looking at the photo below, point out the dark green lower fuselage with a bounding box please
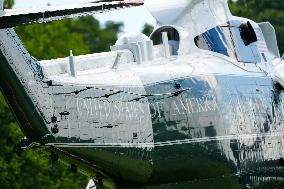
[50,75,284,188]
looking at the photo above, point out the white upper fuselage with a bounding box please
[39,51,265,87]
[38,0,278,88]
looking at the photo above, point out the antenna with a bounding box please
[162,32,170,58]
[69,50,77,77]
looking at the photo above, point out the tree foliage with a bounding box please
[3,0,13,9]
[16,16,123,60]
[66,17,123,55]
[142,23,154,36]
[16,20,90,60]
[229,0,284,54]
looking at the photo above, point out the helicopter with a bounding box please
[0,0,284,188]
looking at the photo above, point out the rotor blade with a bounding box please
[0,1,144,29]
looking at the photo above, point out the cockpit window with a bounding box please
[194,26,232,57]
[194,20,261,63]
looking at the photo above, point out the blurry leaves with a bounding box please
[66,17,123,54]
[16,16,123,60]
[4,0,14,9]
[16,19,90,60]
[142,23,154,36]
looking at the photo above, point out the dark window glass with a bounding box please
[194,26,230,57]
[194,20,261,63]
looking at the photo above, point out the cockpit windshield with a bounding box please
[194,20,261,63]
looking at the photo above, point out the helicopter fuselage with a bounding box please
[46,53,284,188]
[0,0,283,187]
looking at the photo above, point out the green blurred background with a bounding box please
[0,0,283,188]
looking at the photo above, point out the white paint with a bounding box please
[162,32,170,58]
[86,179,96,189]
[145,0,188,25]
[145,0,232,28]
[69,50,77,77]
[113,32,153,63]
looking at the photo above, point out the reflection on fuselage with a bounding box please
[50,74,284,188]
